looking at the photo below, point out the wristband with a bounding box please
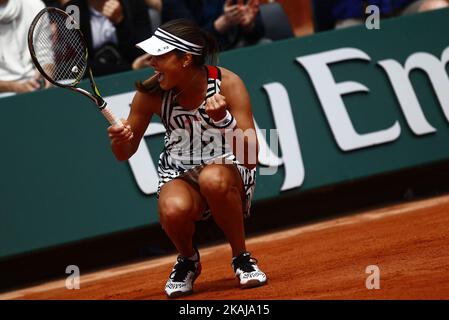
[212,110,233,127]
[211,110,237,134]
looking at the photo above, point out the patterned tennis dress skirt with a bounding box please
[156,65,256,219]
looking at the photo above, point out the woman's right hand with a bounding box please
[108,119,134,146]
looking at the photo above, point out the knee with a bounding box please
[199,166,235,197]
[158,197,194,229]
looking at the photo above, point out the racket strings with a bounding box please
[32,10,87,86]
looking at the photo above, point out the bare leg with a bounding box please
[158,179,207,257]
[198,164,246,257]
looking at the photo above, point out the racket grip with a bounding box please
[101,106,123,127]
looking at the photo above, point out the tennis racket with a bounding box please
[27,7,123,127]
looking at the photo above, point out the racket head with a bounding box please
[28,7,88,88]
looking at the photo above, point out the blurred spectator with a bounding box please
[43,0,71,9]
[161,0,268,51]
[145,0,162,33]
[312,0,449,31]
[401,0,448,14]
[0,0,51,95]
[145,0,161,12]
[64,0,154,76]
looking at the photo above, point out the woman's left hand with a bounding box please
[205,93,228,122]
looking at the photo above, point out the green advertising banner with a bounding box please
[1,9,449,259]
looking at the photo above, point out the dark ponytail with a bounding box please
[135,73,161,94]
[202,30,219,66]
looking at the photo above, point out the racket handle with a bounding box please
[101,106,123,127]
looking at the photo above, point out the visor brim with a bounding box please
[135,36,176,56]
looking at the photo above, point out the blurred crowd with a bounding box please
[312,0,448,31]
[1,0,448,95]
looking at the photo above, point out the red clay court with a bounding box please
[2,192,448,300]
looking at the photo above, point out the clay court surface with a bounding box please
[1,193,449,300]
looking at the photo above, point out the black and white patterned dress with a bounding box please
[156,66,256,218]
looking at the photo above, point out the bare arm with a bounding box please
[217,67,259,169]
[0,79,40,93]
[109,90,161,161]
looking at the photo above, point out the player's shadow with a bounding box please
[194,277,238,296]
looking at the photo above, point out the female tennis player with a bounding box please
[107,19,267,298]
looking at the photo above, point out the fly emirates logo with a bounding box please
[106,46,449,195]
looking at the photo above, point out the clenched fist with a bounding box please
[108,119,133,146]
[205,93,228,122]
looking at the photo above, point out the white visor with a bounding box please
[136,28,203,56]
[136,35,176,56]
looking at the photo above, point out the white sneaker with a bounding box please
[232,252,267,289]
[165,252,201,298]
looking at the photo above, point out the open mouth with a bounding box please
[154,71,164,82]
